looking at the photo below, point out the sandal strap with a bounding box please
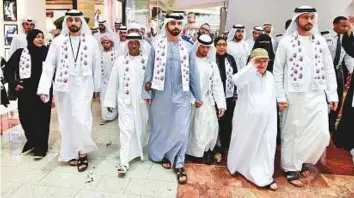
[301,164,310,172]
[285,171,300,181]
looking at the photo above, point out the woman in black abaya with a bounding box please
[6,29,52,159]
[213,37,238,162]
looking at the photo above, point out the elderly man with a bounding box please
[142,13,202,184]
[274,6,338,187]
[104,32,149,176]
[38,10,101,172]
[228,48,278,191]
[128,23,151,56]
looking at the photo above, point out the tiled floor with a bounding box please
[1,102,178,198]
[2,101,354,198]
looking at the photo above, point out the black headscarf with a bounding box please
[214,36,238,94]
[252,34,275,72]
[26,29,47,62]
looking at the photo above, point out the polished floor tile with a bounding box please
[2,101,354,198]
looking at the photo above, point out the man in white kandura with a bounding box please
[99,34,118,124]
[104,32,149,176]
[8,17,35,58]
[227,48,278,191]
[187,34,226,164]
[227,24,250,71]
[246,26,264,53]
[128,22,152,56]
[142,13,202,185]
[116,25,128,56]
[93,19,117,50]
[274,6,338,187]
[38,10,101,172]
[263,23,278,51]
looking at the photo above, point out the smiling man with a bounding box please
[37,10,101,173]
[228,48,278,191]
[273,6,338,187]
[142,13,202,185]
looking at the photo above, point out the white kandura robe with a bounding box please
[274,34,338,172]
[227,40,250,71]
[37,35,101,161]
[246,39,255,54]
[9,33,27,59]
[104,55,149,166]
[227,63,277,187]
[100,50,118,120]
[187,57,226,157]
[116,40,127,57]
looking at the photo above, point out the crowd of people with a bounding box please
[1,5,354,191]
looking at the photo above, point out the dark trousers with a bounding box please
[217,98,236,151]
[17,88,52,154]
[329,67,344,133]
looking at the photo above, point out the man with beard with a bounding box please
[325,16,354,135]
[9,18,35,58]
[246,26,264,53]
[142,13,203,184]
[274,6,338,187]
[116,25,128,56]
[227,24,250,71]
[263,23,277,51]
[37,10,101,172]
[99,35,118,125]
[93,19,117,50]
[187,34,226,165]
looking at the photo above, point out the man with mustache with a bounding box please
[8,18,35,58]
[142,13,202,184]
[274,6,338,187]
[227,24,250,71]
[37,10,101,172]
[93,19,117,51]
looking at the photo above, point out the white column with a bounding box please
[0,0,5,58]
[17,0,46,33]
[104,0,117,29]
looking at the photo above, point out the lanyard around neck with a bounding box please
[69,36,81,63]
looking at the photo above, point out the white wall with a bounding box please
[226,0,352,35]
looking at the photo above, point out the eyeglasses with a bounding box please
[216,43,227,47]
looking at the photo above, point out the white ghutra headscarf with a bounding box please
[227,24,246,41]
[284,6,319,37]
